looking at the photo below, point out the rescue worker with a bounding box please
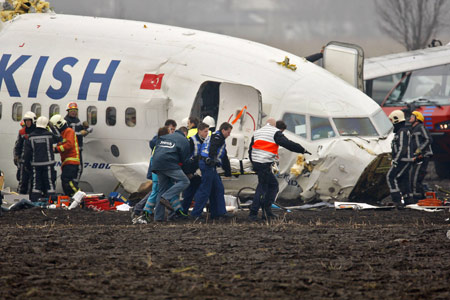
[203,115,216,133]
[387,110,412,208]
[181,122,210,214]
[50,114,81,197]
[13,111,36,194]
[151,127,191,219]
[248,118,309,221]
[191,122,233,220]
[187,116,200,138]
[409,111,433,202]
[23,116,58,202]
[64,102,92,183]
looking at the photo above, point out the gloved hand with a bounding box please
[82,121,90,128]
[304,150,312,155]
[13,156,19,166]
[80,129,88,136]
[414,149,422,156]
[414,154,424,163]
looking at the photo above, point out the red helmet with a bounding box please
[66,102,78,111]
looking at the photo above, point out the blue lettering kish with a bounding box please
[0,54,121,101]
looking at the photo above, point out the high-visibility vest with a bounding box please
[200,131,226,159]
[56,127,80,167]
[187,128,198,139]
[251,124,279,163]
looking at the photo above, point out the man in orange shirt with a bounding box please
[50,114,81,197]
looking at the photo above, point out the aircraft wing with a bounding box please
[364,45,450,80]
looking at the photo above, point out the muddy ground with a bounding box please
[1,166,450,299]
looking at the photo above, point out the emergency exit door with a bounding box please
[216,83,262,160]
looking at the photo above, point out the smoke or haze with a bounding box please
[52,0,450,57]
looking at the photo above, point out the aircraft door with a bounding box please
[217,83,262,160]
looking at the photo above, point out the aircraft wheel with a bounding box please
[435,161,450,179]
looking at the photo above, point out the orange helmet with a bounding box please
[66,102,78,111]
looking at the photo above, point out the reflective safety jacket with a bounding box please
[249,124,306,164]
[391,123,411,164]
[200,130,231,176]
[250,124,280,163]
[55,127,80,167]
[187,127,198,139]
[23,128,58,166]
[410,123,433,157]
[14,125,35,163]
[65,115,85,150]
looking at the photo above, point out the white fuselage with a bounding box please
[0,13,392,201]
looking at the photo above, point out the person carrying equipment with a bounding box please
[181,122,210,214]
[387,110,412,208]
[190,122,233,220]
[50,114,81,197]
[13,111,36,194]
[23,116,59,202]
[409,111,433,202]
[248,118,309,221]
[64,102,92,183]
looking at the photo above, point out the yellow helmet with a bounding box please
[388,110,405,124]
[411,111,424,123]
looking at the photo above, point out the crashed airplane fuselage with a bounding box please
[0,13,393,202]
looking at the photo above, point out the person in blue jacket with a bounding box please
[191,122,233,220]
[151,128,191,219]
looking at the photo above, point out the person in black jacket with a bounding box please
[387,110,412,208]
[13,111,36,194]
[151,128,191,219]
[23,116,59,202]
[248,118,309,221]
[409,111,433,202]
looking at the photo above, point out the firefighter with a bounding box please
[23,116,58,202]
[13,111,36,194]
[181,122,210,214]
[248,118,309,221]
[64,102,92,183]
[190,122,233,220]
[50,114,81,197]
[387,110,412,208]
[409,111,433,202]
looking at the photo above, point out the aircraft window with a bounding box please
[12,103,23,121]
[372,109,393,136]
[87,106,97,125]
[125,107,136,127]
[49,104,60,117]
[106,107,116,126]
[31,103,42,117]
[282,112,307,138]
[311,116,335,140]
[333,117,378,136]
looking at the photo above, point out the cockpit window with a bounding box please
[282,113,307,138]
[333,117,378,136]
[372,109,393,136]
[311,116,335,140]
[384,63,450,107]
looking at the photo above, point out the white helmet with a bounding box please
[23,111,37,124]
[181,117,189,127]
[49,114,67,129]
[203,116,216,128]
[388,110,405,124]
[36,116,49,129]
